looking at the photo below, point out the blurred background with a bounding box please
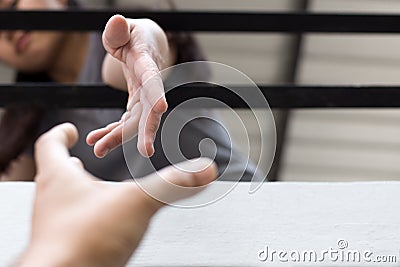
[2,0,400,182]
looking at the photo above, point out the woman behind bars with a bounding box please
[0,0,260,182]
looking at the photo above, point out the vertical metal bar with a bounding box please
[268,0,309,181]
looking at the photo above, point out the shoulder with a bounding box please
[77,32,106,84]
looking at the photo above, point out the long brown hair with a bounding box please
[0,0,79,173]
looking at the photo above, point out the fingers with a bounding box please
[34,123,79,174]
[102,14,130,61]
[136,158,218,213]
[137,102,162,157]
[130,54,167,157]
[93,125,123,158]
[88,103,142,158]
[86,121,121,146]
[131,53,168,113]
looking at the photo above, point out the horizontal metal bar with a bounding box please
[1,11,400,33]
[2,83,400,108]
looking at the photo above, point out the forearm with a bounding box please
[14,244,73,267]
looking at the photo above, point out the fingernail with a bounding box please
[101,148,110,158]
[147,144,155,157]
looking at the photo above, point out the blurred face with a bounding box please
[0,0,68,72]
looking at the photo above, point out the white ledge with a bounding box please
[0,181,399,266]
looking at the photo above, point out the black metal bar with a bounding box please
[269,0,309,182]
[3,83,400,108]
[0,84,127,108]
[1,11,400,33]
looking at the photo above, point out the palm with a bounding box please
[87,15,168,158]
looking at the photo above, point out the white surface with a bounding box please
[0,181,399,266]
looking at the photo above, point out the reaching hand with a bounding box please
[87,15,169,158]
[18,123,217,267]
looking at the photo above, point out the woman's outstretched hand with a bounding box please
[87,15,171,158]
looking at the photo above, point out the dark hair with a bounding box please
[0,106,43,173]
[0,72,49,173]
[0,0,84,173]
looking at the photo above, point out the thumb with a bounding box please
[102,14,131,62]
[34,123,79,174]
[134,158,218,213]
